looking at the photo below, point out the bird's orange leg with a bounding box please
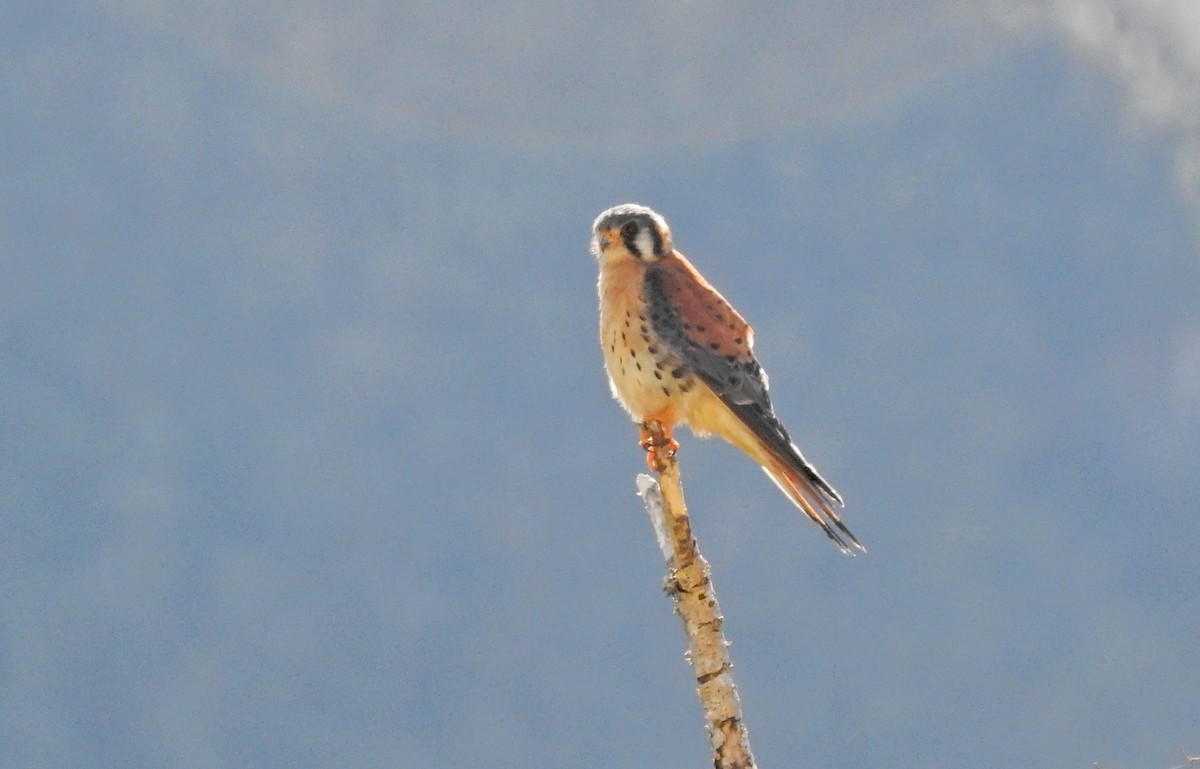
[639,419,679,473]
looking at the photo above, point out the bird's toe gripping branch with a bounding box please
[639,420,679,473]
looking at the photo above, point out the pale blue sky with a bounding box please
[3,3,1198,768]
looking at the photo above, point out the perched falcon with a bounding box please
[593,203,862,554]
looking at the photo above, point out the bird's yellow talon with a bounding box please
[638,422,678,472]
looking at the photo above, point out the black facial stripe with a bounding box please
[621,223,640,256]
[616,214,664,258]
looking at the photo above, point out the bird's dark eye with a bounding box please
[620,221,639,239]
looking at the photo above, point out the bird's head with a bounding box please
[591,203,673,263]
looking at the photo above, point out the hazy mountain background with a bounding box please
[3,2,1198,768]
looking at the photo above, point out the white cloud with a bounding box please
[1000,0,1200,205]
[119,2,1002,145]
[996,0,1200,480]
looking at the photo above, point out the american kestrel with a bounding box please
[593,203,863,554]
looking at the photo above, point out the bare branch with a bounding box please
[636,420,758,769]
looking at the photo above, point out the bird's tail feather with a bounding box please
[762,452,864,556]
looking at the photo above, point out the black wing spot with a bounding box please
[636,362,642,371]
[729,375,741,385]
[647,344,659,355]
[661,386,671,396]
[733,336,743,344]
[671,366,687,378]
[654,370,663,380]
[696,325,706,332]
[708,342,720,351]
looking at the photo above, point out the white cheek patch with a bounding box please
[634,228,655,258]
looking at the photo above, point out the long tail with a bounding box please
[762,451,864,556]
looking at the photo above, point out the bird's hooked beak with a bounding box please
[594,229,612,251]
